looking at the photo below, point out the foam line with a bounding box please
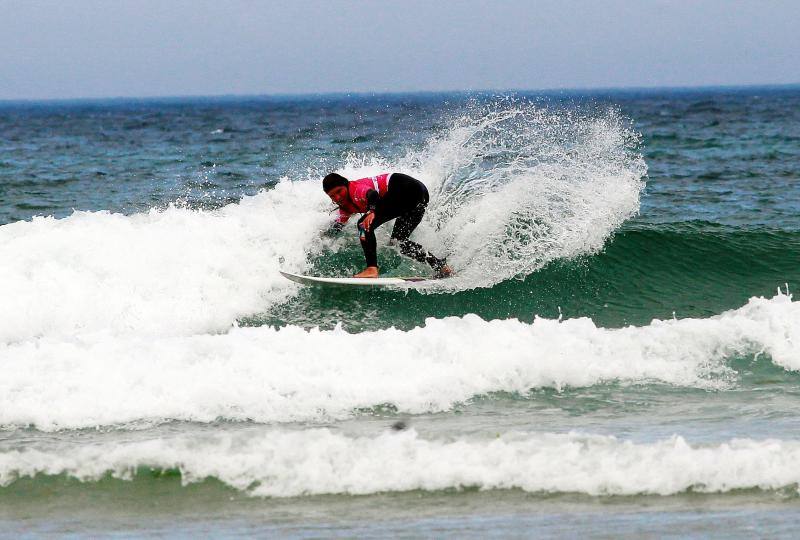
[3,429,800,497]
[1,294,795,430]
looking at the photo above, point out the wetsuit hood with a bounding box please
[323,173,349,193]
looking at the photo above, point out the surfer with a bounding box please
[323,172,452,278]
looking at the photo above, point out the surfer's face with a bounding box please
[327,186,349,206]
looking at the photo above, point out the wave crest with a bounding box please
[1,294,795,431]
[3,429,800,498]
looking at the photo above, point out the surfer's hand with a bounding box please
[362,211,375,231]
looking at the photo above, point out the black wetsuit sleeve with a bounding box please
[366,189,379,211]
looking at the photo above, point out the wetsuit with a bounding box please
[334,173,447,273]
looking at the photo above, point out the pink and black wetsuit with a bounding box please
[334,173,447,273]
[333,173,392,227]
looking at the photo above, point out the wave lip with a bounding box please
[1,294,796,431]
[3,429,800,498]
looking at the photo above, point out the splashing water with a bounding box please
[334,100,647,290]
[0,99,646,342]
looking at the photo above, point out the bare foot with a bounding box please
[354,266,379,278]
[435,265,453,278]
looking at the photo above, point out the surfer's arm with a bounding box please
[335,208,352,225]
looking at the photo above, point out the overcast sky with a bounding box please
[1,0,798,100]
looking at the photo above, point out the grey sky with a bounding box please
[1,0,798,100]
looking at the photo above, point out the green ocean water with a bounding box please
[254,220,800,331]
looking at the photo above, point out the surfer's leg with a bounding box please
[384,175,449,273]
[356,177,414,269]
[364,173,450,275]
[395,237,448,273]
[390,203,448,273]
[357,210,396,268]
[357,214,379,267]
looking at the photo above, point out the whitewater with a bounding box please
[0,293,797,430]
[4,429,800,498]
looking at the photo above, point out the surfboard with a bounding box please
[280,270,430,287]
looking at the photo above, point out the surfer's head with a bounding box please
[323,173,349,205]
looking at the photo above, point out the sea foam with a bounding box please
[1,294,796,431]
[338,102,646,290]
[2,429,800,498]
[0,180,329,343]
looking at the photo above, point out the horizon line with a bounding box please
[2,81,799,106]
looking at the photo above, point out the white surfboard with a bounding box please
[280,270,430,287]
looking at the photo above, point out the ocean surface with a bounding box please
[1,86,799,537]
